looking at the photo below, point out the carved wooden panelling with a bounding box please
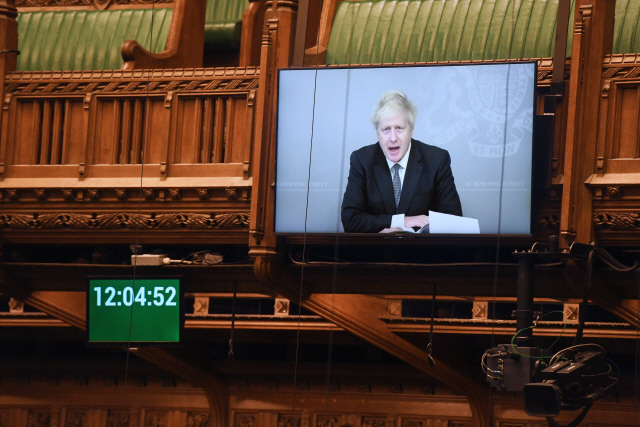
[234,413,256,427]
[187,412,210,427]
[2,68,259,180]
[0,409,7,427]
[609,85,640,160]
[92,97,152,165]
[27,409,51,427]
[173,96,248,164]
[11,99,85,166]
[65,410,85,427]
[400,420,423,427]
[106,410,130,427]
[0,212,249,230]
[144,410,166,427]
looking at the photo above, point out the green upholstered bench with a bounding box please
[323,0,640,65]
[204,0,249,52]
[17,8,173,71]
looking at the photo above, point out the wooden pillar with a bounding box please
[264,0,298,69]
[0,0,17,75]
[0,0,18,180]
[249,0,298,260]
[560,0,615,246]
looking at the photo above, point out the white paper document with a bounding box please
[429,211,480,234]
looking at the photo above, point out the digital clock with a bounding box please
[87,277,182,344]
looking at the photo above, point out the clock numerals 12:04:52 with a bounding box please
[93,286,177,307]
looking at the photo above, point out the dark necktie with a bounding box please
[392,163,401,213]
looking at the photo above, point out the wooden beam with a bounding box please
[254,256,491,427]
[0,264,228,427]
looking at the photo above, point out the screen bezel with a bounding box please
[86,275,184,346]
[273,61,538,239]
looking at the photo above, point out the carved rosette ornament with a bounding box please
[197,189,210,201]
[35,189,47,201]
[6,190,18,201]
[115,189,128,201]
[142,189,155,201]
[226,188,238,200]
[87,189,100,201]
[607,186,622,198]
[168,189,181,201]
[62,189,74,202]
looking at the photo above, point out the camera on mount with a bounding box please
[523,350,612,417]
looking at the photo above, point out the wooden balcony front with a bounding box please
[0,67,259,244]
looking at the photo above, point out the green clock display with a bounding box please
[88,277,181,344]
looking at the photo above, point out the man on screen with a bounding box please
[341,91,462,233]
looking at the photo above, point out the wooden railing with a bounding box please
[0,67,259,244]
[1,68,258,180]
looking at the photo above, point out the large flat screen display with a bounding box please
[275,63,535,235]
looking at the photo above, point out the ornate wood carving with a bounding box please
[278,415,301,427]
[65,410,85,427]
[5,68,259,95]
[234,413,256,427]
[0,212,249,230]
[144,411,166,427]
[361,417,386,427]
[594,212,640,231]
[534,212,560,235]
[187,412,210,427]
[106,410,130,427]
[16,0,172,7]
[27,409,51,427]
[316,416,339,427]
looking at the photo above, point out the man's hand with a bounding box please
[405,215,429,228]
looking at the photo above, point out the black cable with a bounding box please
[426,283,436,366]
[572,249,593,346]
[593,246,638,272]
[123,0,156,409]
[229,281,237,360]
[546,403,592,427]
[291,10,324,418]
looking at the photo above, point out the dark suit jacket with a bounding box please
[341,139,462,233]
